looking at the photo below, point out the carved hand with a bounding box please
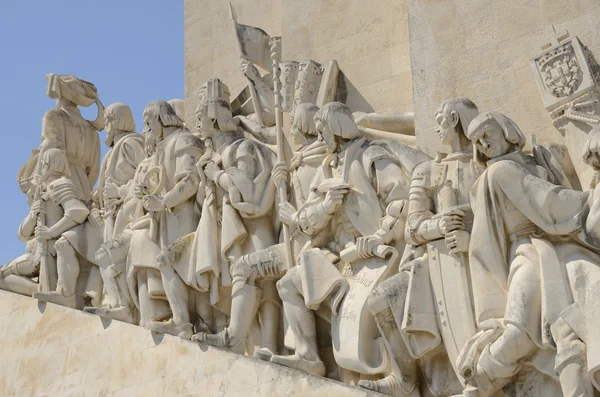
[143,195,166,212]
[356,234,385,258]
[439,208,465,235]
[134,185,145,199]
[204,162,222,182]
[272,162,289,190]
[241,60,261,83]
[35,224,53,240]
[278,201,298,227]
[323,185,349,214]
[103,181,121,200]
[445,230,470,255]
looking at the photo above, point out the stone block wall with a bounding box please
[184,0,414,130]
[0,290,379,397]
[408,0,600,155]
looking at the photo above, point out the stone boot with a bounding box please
[359,374,421,397]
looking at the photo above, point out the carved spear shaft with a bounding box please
[35,185,51,292]
[270,36,294,270]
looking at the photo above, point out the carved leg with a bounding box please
[34,237,78,308]
[255,278,281,361]
[137,269,171,327]
[194,247,286,358]
[145,266,192,339]
[95,246,119,308]
[359,276,420,397]
[193,282,261,355]
[552,317,594,397]
[269,268,325,377]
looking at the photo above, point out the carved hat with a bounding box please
[168,99,186,123]
[467,111,526,149]
[46,74,98,107]
[314,102,360,140]
[46,73,105,131]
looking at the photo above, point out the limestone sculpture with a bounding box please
[7,19,600,397]
[83,103,145,323]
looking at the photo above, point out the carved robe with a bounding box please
[293,137,420,373]
[97,132,145,239]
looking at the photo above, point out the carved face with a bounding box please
[316,120,337,154]
[142,113,161,156]
[104,114,115,147]
[290,125,304,145]
[474,121,512,159]
[434,107,459,145]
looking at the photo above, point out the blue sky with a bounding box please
[0,1,184,264]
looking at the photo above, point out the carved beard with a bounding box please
[144,135,158,157]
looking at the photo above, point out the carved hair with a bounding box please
[40,148,71,178]
[314,102,360,140]
[436,98,479,137]
[467,111,526,165]
[143,100,184,129]
[467,111,525,148]
[290,103,320,136]
[105,103,136,133]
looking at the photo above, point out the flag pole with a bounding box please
[228,2,264,125]
[269,36,294,270]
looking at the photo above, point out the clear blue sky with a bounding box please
[0,1,184,264]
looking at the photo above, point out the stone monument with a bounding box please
[2,1,600,397]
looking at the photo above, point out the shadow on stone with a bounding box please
[100,316,112,329]
[151,331,165,345]
[37,301,46,313]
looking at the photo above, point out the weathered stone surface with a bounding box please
[184,0,413,131]
[0,290,382,397]
[407,0,600,156]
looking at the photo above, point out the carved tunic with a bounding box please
[39,108,101,202]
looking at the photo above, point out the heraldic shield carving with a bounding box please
[537,43,583,97]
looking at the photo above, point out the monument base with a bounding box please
[0,290,381,397]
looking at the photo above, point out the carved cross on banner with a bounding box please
[540,25,570,51]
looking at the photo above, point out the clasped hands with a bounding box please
[439,208,469,255]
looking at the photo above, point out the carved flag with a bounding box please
[229,3,273,72]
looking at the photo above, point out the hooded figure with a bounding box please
[454,111,596,397]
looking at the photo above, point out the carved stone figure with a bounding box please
[83,103,145,323]
[136,100,204,338]
[39,74,103,203]
[455,111,594,396]
[191,89,279,355]
[194,103,327,360]
[269,102,426,378]
[30,149,99,308]
[359,99,480,397]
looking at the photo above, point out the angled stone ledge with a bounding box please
[0,290,381,397]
